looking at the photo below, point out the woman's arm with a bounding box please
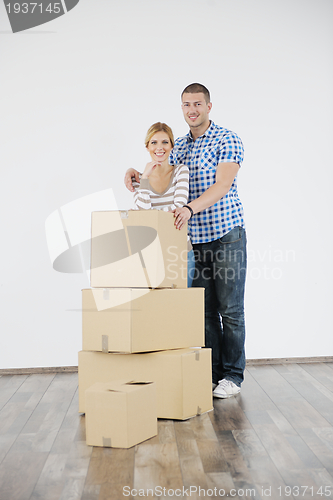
[133,161,162,209]
[163,164,189,211]
[133,176,152,210]
[124,168,141,193]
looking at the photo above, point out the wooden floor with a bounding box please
[0,363,333,500]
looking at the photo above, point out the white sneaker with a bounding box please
[213,379,241,399]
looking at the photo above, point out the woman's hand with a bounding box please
[142,161,160,179]
[124,168,141,192]
[173,206,192,230]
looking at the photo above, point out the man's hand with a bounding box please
[173,206,191,230]
[124,168,141,192]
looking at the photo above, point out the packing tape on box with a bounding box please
[102,335,109,353]
[103,437,111,447]
[197,406,202,416]
[195,351,200,361]
[120,211,129,219]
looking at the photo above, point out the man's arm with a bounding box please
[174,162,239,229]
[124,168,141,193]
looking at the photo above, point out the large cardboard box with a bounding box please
[85,380,157,448]
[79,348,213,420]
[90,210,187,288]
[82,287,205,353]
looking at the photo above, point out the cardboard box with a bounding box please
[90,210,187,288]
[85,380,157,448]
[82,287,205,353]
[79,348,213,420]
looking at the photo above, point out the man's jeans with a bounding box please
[187,249,195,288]
[192,226,247,386]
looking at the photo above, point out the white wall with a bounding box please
[0,0,332,369]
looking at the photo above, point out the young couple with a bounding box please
[124,83,247,399]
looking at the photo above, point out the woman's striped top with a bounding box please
[133,164,189,211]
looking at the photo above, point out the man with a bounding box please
[125,83,246,398]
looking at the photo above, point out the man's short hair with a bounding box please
[181,83,211,103]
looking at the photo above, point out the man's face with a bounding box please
[181,92,212,130]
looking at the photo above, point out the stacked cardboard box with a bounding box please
[85,380,157,448]
[79,210,213,447]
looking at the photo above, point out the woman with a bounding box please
[132,122,195,286]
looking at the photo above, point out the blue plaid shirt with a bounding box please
[169,121,245,244]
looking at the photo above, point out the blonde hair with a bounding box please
[145,122,175,148]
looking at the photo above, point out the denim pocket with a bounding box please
[218,226,242,245]
[215,227,246,269]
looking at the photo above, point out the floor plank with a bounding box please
[209,397,252,432]
[134,442,184,496]
[0,366,333,500]
[30,388,91,500]
[0,375,28,410]
[233,451,286,500]
[301,363,333,392]
[0,450,48,500]
[0,374,56,464]
[237,369,277,412]
[274,364,333,424]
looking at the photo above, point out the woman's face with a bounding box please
[147,131,173,163]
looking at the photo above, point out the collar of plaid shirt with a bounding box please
[185,119,214,143]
